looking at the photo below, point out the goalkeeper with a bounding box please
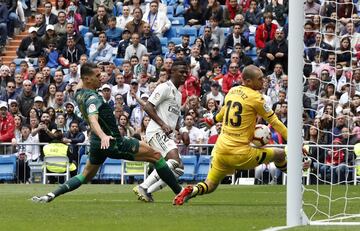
[174,65,309,205]
[32,63,185,203]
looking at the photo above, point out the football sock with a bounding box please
[52,174,86,197]
[148,166,184,194]
[154,158,182,194]
[275,159,287,173]
[191,182,209,197]
[140,168,161,189]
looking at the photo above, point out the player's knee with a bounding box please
[152,151,162,161]
[167,159,184,177]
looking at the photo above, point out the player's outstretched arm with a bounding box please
[144,102,172,135]
[88,114,113,149]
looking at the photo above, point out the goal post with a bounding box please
[287,0,306,227]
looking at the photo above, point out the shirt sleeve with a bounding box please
[254,94,288,140]
[148,83,169,107]
[85,94,103,116]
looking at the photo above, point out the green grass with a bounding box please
[1,184,360,231]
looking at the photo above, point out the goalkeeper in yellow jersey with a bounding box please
[174,65,298,205]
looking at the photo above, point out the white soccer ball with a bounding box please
[252,124,271,147]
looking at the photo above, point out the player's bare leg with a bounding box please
[31,161,100,203]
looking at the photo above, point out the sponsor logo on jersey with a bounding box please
[263,102,271,112]
[88,104,97,113]
[168,105,180,115]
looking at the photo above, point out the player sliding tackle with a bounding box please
[173,65,309,205]
[32,63,187,203]
[133,60,190,202]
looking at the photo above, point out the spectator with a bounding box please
[116,29,131,58]
[124,32,148,60]
[100,84,115,110]
[63,121,85,163]
[255,12,277,50]
[0,0,7,49]
[17,27,42,58]
[0,101,15,154]
[184,0,204,28]
[53,91,66,114]
[264,0,287,26]
[16,80,36,119]
[116,5,133,29]
[44,83,57,108]
[209,16,225,49]
[122,79,144,113]
[120,60,134,84]
[222,0,242,27]
[125,7,145,35]
[89,32,114,64]
[179,114,204,155]
[58,22,86,52]
[106,16,122,48]
[175,34,191,57]
[134,54,156,80]
[222,62,242,94]
[6,0,22,39]
[204,0,223,26]
[54,11,67,36]
[244,0,262,25]
[200,26,219,54]
[119,114,135,136]
[233,44,253,70]
[260,28,288,74]
[44,2,58,25]
[53,70,68,92]
[233,14,250,40]
[93,0,113,15]
[0,80,16,102]
[336,36,352,67]
[304,0,321,16]
[142,0,171,37]
[140,22,162,62]
[181,71,201,104]
[129,93,148,130]
[65,63,81,84]
[85,5,108,48]
[205,81,224,106]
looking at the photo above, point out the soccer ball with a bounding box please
[252,124,271,147]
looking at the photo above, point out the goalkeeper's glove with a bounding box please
[200,112,215,129]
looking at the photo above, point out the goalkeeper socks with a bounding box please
[154,157,182,194]
[275,159,287,173]
[52,174,86,197]
[191,182,209,197]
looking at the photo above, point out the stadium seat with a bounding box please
[246,47,257,57]
[220,27,231,37]
[198,26,205,36]
[13,58,23,66]
[195,155,211,181]
[167,5,174,15]
[169,37,182,45]
[171,17,185,26]
[79,26,89,37]
[178,27,197,37]
[164,27,178,39]
[121,160,148,184]
[42,156,70,184]
[113,58,124,67]
[179,155,197,181]
[174,5,184,16]
[0,155,16,181]
[91,37,99,45]
[162,47,168,55]
[100,158,122,181]
[159,37,168,47]
[249,35,255,46]
[77,155,88,174]
[189,36,195,44]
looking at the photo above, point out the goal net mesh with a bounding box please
[302,0,360,224]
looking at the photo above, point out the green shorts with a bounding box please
[89,136,140,165]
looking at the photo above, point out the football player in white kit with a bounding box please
[133,60,190,202]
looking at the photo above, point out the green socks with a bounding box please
[154,158,182,194]
[52,174,86,197]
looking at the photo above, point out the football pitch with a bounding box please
[1,184,360,231]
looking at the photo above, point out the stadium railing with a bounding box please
[1,143,357,185]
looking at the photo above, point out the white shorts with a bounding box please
[148,132,178,158]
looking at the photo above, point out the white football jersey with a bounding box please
[146,80,182,141]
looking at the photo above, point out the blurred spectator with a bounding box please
[32,72,48,98]
[119,114,135,136]
[63,120,85,163]
[204,0,223,26]
[222,0,242,27]
[44,2,58,25]
[0,101,15,154]
[260,28,288,74]
[93,0,113,15]
[205,81,224,107]
[142,0,171,37]
[124,32,147,60]
[200,26,219,54]
[125,7,145,35]
[116,29,131,58]
[116,5,133,29]
[134,54,156,80]
[54,11,67,36]
[175,34,191,57]
[16,80,36,119]
[0,0,7,49]
[0,80,16,102]
[244,0,262,25]
[186,45,210,78]
[222,62,241,94]
[89,32,114,64]
[264,0,286,26]
[304,0,321,16]
[140,23,162,62]
[180,114,204,154]
[17,27,42,58]
[106,16,122,48]
[255,12,277,50]
[130,93,148,130]
[184,0,204,28]
[65,2,82,33]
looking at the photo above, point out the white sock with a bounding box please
[140,169,160,189]
[148,166,184,194]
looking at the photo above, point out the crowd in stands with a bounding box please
[0,0,360,184]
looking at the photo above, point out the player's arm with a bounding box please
[88,114,113,149]
[144,101,172,134]
[254,95,288,140]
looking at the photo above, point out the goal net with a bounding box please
[296,0,360,226]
